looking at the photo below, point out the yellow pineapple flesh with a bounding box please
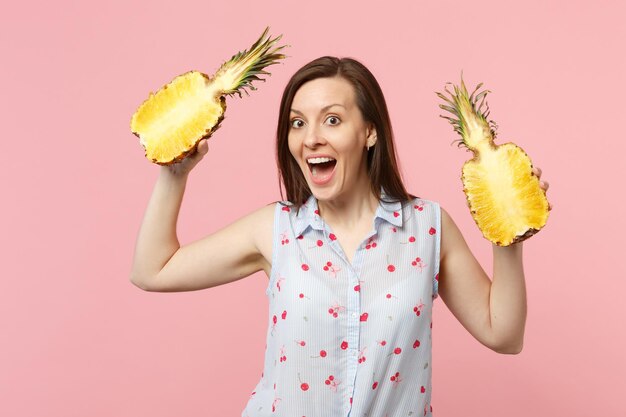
[130,27,287,165]
[437,78,550,246]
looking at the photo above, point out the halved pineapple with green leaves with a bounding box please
[437,78,550,246]
[130,27,287,165]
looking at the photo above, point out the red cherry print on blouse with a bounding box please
[320,350,327,357]
[297,372,309,391]
[282,206,290,212]
[360,312,368,322]
[386,255,395,272]
[429,227,436,235]
[329,375,334,381]
[372,242,377,248]
[421,386,426,393]
[435,273,439,281]
[317,240,323,246]
[394,347,402,354]
[354,284,360,291]
[299,293,304,298]
[301,263,309,271]
[390,375,396,381]
[386,293,391,299]
[272,315,277,324]
[391,227,397,233]
[314,209,319,215]
[409,236,416,243]
[341,341,348,350]
[296,340,306,346]
[328,308,334,314]
[281,310,287,320]
[329,233,336,241]
[393,211,399,218]
[413,339,421,348]
[372,381,378,389]
[297,234,304,240]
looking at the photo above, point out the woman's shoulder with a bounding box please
[235,201,279,230]
[402,195,441,210]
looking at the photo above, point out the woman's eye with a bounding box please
[326,116,340,125]
[290,119,304,128]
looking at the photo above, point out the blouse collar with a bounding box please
[292,189,403,237]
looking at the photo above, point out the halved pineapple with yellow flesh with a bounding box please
[437,78,550,246]
[130,27,287,165]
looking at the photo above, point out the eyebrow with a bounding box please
[290,104,346,116]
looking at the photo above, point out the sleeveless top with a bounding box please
[242,192,441,417]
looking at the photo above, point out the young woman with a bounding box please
[130,56,549,417]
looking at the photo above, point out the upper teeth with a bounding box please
[308,157,335,164]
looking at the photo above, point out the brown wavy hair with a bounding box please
[276,56,412,207]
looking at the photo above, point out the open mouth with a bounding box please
[307,157,337,183]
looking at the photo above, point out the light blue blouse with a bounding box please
[242,192,441,417]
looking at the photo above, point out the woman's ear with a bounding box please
[366,124,377,149]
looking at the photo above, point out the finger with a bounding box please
[532,166,542,177]
[548,202,553,211]
[198,139,209,154]
[540,180,549,191]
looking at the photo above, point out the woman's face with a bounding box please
[288,76,376,203]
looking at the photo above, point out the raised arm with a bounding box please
[438,208,526,354]
[129,139,274,292]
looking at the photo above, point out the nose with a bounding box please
[303,125,326,149]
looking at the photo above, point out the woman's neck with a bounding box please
[317,183,378,231]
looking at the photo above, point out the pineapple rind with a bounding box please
[462,143,549,246]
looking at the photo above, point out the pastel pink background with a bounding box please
[1,0,624,415]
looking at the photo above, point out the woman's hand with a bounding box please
[164,138,209,177]
[532,166,553,211]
